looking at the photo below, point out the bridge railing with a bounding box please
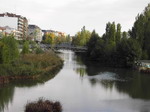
[39,44,87,52]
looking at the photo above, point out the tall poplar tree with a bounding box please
[130,3,150,58]
[116,23,121,44]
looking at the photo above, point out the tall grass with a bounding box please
[0,52,63,77]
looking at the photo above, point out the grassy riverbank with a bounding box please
[0,51,63,84]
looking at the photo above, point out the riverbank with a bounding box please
[0,51,63,84]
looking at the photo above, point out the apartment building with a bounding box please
[28,24,43,42]
[0,26,16,37]
[0,12,28,40]
[42,30,66,37]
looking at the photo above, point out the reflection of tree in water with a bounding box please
[75,68,87,77]
[76,55,150,100]
[115,72,150,99]
[89,78,114,89]
[0,67,62,112]
[76,55,85,66]
[74,55,87,77]
[0,85,14,112]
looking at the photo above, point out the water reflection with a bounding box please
[75,55,150,100]
[0,85,14,112]
[0,50,150,112]
[75,68,87,77]
[0,68,61,112]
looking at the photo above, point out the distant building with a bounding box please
[28,25,43,42]
[0,26,17,38]
[42,30,66,38]
[55,31,66,37]
[0,26,5,32]
[0,12,28,40]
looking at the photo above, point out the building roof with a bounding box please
[0,26,6,30]
[0,12,27,20]
[42,30,56,33]
[28,24,41,30]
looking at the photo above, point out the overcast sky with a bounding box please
[0,0,149,35]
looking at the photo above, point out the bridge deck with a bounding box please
[40,44,87,52]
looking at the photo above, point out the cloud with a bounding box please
[0,0,150,35]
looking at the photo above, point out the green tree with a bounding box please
[130,3,150,59]
[104,22,116,43]
[143,18,150,58]
[117,38,142,67]
[22,41,30,54]
[110,22,116,42]
[0,41,4,63]
[65,35,71,42]
[0,32,3,38]
[130,14,145,46]
[104,22,111,42]
[0,35,19,64]
[54,36,62,44]
[87,30,101,59]
[122,31,128,40]
[2,45,10,64]
[104,41,116,57]
[116,23,121,44]
[72,26,91,46]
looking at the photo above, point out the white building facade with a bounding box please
[0,12,28,40]
[28,25,43,42]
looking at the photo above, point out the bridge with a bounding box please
[40,43,88,52]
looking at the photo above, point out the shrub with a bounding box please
[0,36,19,64]
[35,47,44,54]
[117,38,142,67]
[25,98,62,112]
[0,52,63,76]
[22,41,30,54]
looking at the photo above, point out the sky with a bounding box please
[0,0,149,36]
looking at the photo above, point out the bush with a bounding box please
[22,41,30,54]
[35,47,44,54]
[141,50,149,60]
[0,36,19,64]
[117,38,142,67]
[25,98,62,112]
[0,52,63,77]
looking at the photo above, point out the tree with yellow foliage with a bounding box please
[45,32,56,45]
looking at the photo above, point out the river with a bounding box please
[0,50,150,112]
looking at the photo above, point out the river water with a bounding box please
[0,50,150,112]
